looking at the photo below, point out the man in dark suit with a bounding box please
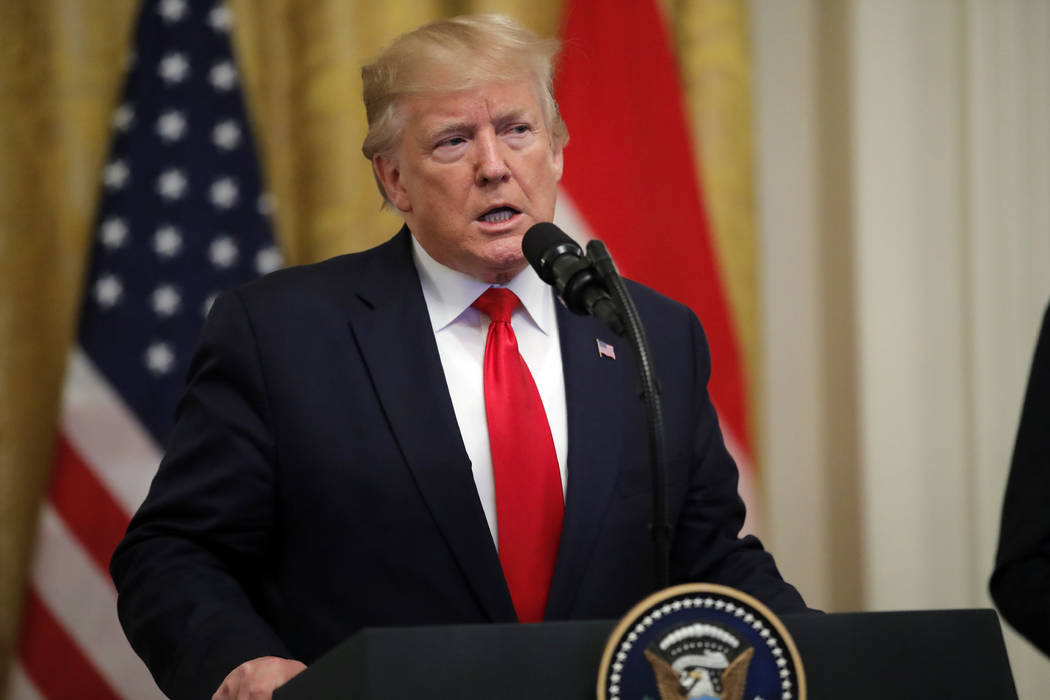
[111,14,808,700]
[991,300,1050,657]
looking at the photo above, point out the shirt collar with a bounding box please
[411,234,556,335]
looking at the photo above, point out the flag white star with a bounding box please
[158,52,190,84]
[151,285,182,317]
[209,61,238,91]
[153,225,183,258]
[145,341,176,375]
[112,103,135,131]
[100,217,129,249]
[208,4,233,32]
[212,119,242,150]
[103,159,130,189]
[257,192,275,216]
[94,274,123,308]
[157,169,188,200]
[255,246,283,275]
[209,236,239,268]
[158,0,188,22]
[156,110,188,142]
[209,177,239,208]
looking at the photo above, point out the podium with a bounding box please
[274,609,1018,699]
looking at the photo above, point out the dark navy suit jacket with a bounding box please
[111,228,807,699]
[991,301,1050,657]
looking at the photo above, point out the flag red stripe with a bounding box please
[556,0,751,454]
[50,433,132,577]
[18,589,123,700]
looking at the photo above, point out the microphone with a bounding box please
[522,223,625,335]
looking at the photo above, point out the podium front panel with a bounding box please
[276,608,1017,699]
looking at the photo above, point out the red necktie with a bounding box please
[472,287,564,623]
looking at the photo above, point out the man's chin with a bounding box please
[478,258,529,285]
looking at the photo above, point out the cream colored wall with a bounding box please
[752,0,833,610]
[753,0,863,614]
[753,0,1050,697]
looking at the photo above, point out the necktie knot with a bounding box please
[472,287,519,324]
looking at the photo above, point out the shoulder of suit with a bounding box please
[230,230,409,303]
[621,277,697,324]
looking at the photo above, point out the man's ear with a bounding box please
[551,143,564,183]
[372,154,411,212]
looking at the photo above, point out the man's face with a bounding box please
[373,79,564,284]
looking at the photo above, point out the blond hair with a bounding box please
[361,14,568,202]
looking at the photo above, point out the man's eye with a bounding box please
[438,136,467,148]
[507,124,530,135]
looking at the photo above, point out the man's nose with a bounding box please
[475,131,510,186]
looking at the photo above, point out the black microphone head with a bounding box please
[522,222,582,283]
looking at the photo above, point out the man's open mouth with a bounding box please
[478,206,520,224]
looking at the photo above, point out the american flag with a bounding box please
[9,1,280,697]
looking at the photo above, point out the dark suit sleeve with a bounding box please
[669,308,811,615]
[990,302,1050,657]
[110,290,292,700]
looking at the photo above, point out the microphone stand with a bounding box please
[587,240,670,591]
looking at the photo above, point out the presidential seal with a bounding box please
[597,583,805,700]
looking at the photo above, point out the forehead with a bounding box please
[401,79,544,132]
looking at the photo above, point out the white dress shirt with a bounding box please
[411,237,568,545]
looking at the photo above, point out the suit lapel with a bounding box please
[545,303,626,618]
[345,230,516,622]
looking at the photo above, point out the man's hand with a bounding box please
[212,656,307,700]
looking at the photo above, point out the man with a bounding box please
[990,300,1050,657]
[111,14,808,700]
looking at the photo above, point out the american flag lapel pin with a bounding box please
[596,338,616,360]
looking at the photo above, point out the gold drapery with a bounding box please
[0,0,140,690]
[0,0,755,689]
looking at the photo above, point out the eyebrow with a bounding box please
[427,121,474,143]
[425,108,535,142]
[493,107,530,125]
